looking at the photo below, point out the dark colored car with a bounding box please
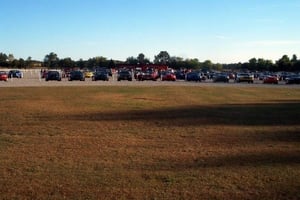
[68,71,85,81]
[213,73,230,83]
[286,75,300,84]
[46,71,62,81]
[186,72,202,82]
[117,70,132,81]
[137,70,159,81]
[95,67,112,76]
[8,70,23,78]
[175,71,186,80]
[93,71,109,81]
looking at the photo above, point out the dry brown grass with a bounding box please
[0,86,300,199]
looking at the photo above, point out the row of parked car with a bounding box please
[1,69,300,84]
[43,70,110,81]
[49,69,300,84]
[134,69,300,84]
[0,70,24,81]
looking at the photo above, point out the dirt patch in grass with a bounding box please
[0,86,300,199]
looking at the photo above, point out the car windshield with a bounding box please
[48,71,58,75]
[96,71,107,75]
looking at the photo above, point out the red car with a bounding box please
[162,72,176,81]
[137,70,159,81]
[263,76,279,84]
[0,71,8,81]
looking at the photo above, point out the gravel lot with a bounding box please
[0,69,299,88]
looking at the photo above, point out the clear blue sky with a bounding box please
[1,0,300,63]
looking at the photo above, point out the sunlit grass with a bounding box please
[0,86,300,199]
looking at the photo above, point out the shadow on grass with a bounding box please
[254,129,300,143]
[139,150,300,171]
[135,127,300,170]
[66,102,300,126]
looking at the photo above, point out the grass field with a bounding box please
[0,86,300,199]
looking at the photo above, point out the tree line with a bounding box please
[1,51,300,72]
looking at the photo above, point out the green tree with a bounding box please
[0,53,8,62]
[137,53,150,64]
[291,54,297,63]
[59,57,75,69]
[86,56,107,68]
[248,58,257,70]
[291,54,300,71]
[18,58,26,68]
[126,56,138,65]
[10,59,19,68]
[169,56,184,69]
[0,53,8,67]
[76,59,87,69]
[44,52,59,68]
[185,58,200,69]
[212,63,223,71]
[25,57,32,68]
[108,59,115,68]
[96,56,108,67]
[154,51,170,65]
[276,55,291,71]
[202,60,213,70]
[257,58,273,71]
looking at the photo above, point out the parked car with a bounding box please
[8,70,23,78]
[263,76,279,84]
[228,72,235,79]
[45,71,62,81]
[92,71,109,81]
[0,71,8,81]
[279,72,295,81]
[186,72,202,82]
[117,70,132,81]
[68,71,85,81]
[96,67,112,76]
[161,72,176,81]
[175,71,186,80]
[137,70,159,81]
[213,73,230,83]
[286,75,300,84]
[236,73,254,83]
[84,71,94,78]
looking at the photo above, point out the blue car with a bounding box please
[45,71,62,81]
[186,72,202,82]
[8,70,23,78]
[68,71,85,81]
[93,71,109,81]
[286,75,300,84]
